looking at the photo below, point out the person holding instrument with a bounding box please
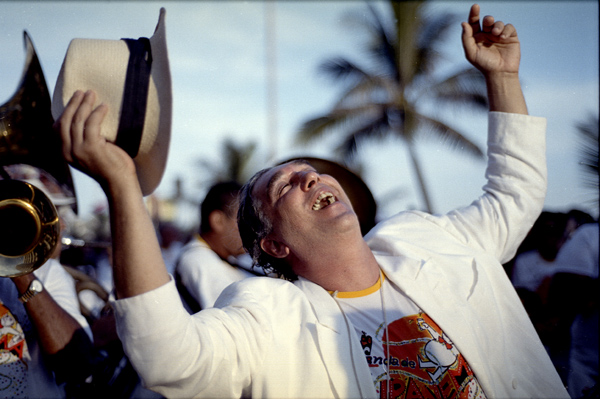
[54,4,568,398]
[0,168,95,398]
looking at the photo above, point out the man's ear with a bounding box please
[208,210,226,233]
[260,237,290,259]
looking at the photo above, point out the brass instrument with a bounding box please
[0,32,76,277]
[0,180,59,277]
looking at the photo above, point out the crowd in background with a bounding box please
[504,209,598,398]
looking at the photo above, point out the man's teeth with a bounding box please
[312,192,336,210]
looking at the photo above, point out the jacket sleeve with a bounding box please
[112,277,271,398]
[426,112,547,264]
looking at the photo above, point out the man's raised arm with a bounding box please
[55,90,170,299]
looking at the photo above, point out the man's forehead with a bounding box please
[253,160,314,197]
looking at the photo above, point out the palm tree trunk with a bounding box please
[407,143,433,213]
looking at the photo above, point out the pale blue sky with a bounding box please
[1,1,598,226]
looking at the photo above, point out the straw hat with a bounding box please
[52,8,172,196]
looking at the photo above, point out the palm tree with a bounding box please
[196,136,258,186]
[296,1,488,213]
[575,113,599,212]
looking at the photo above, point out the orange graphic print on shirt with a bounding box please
[375,313,485,399]
[1,301,30,397]
[0,303,28,363]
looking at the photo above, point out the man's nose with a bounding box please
[299,170,319,191]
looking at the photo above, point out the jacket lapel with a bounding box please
[295,277,376,398]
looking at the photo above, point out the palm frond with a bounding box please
[196,137,258,185]
[576,114,599,186]
[296,115,339,144]
[337,110,394,159]
[424,68,488,110]
[222,139,257,183]
[297,104,383,144]
[416,11,459,74]
[332,76,394,109]
[415,113,484,159]
[365,3,400,81]
[319,57,370,84]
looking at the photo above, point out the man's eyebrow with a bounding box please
[266,169,286,201]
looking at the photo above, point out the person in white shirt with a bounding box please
[175,181,263,312]
[0,167,95,398]
[549,222,599,397]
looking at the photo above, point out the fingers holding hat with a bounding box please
[54,90,83,164]
[80,92,109,143]
[55,89,135,189]
[55,90,106,165]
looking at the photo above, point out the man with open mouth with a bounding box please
[54,4,569,399]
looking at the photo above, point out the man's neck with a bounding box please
[293,236,380,292]
[201,232,230,261]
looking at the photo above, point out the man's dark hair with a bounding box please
[200,181,242,235]
[237,161,311,281]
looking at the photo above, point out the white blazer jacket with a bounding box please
[113,113,569,398]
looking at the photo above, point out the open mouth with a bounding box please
[312,192,336,211]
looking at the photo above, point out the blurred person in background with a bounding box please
[510,211,569,334]
[548,221,598,396]
[175,181,264,312]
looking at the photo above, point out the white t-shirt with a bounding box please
[176,235,260,310]
[511,250,557,292]
[554,223,599,279]
[333,274,486,398]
